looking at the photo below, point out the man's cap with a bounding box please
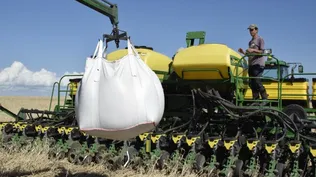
[247,24,258,29]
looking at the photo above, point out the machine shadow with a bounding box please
[54,167,109,177]
[0,168,50,177]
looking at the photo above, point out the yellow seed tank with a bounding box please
[172,43,247,80]
[106,46,172,80]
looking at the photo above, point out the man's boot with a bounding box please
[259,89,269,106]
[250,91,260,106]
[260,89,268,99]
[253,91,260,99]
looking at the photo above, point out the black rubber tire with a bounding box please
[282,104,307,121]
[124,147,138,168]
[156,150,170,170]
[82,155,93,165]
[94,147,107,164]
[126,147,138,159]
[67,148,78,164]
[48,149,56,159]
[194,153,206,172]
[234,159,244,177]
[276,163,285,177]
[56,151,66,160]
[2,132,13,143]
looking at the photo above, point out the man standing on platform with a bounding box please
[238,24,268,105]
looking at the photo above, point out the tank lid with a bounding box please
[69,78,82,82]
[124,45,153,50]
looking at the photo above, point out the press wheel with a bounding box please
[156,150,170,170]
[94,146,107,164]
[67,148,78,164]
[194,153,206,172]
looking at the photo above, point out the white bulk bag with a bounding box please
[75,39,165,140]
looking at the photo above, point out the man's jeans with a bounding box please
[248,64,268,99]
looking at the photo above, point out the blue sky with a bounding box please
[0,0,315,96]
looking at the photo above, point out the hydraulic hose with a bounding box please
[193,88,306,142]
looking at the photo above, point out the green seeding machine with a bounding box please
[1,0,316,176]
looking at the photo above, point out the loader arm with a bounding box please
[76,0,128,48]
[76,0,119,27]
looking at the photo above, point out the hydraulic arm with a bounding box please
[76,0,128,48]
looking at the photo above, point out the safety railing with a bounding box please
[230,55,248,69]
[234,53,281,107]
[57,74,83,112]
[49,82,59,111]
[60,82,72,109]
[48,74,83,112]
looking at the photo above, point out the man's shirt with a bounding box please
[248,36,265,67]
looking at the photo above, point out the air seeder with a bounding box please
[2,31,316,177]
[2,1,316,176]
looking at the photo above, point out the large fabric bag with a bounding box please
[75,39,165,140]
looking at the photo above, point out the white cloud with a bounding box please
[0,61,83,95]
